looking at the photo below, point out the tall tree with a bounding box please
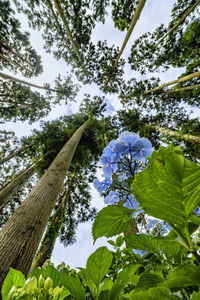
[114,0,146,67]
[0,0,43,77]
[0,73,79,123]
[129,1,200,75]
[0,163,36,210]
[0,118,89,284]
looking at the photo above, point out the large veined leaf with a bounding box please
[129,287,177,299]
[1,268,25,300]
[62,274,86,300]
[132,145,200,225]
[92,205,134,242]
[125,233,185,258]
[124,234,158,253]
[135,273,163,291]
[110,264,141,299]
[163,264,200,288]
[86,247,113,290]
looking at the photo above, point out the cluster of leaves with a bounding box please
[2,144,200,299]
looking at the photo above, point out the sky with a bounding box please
[1,0,184,269]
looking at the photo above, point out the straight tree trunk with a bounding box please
[0,143,34,165]
[0,72,65,94]
[166,83,200,93]
[0,164,36,210]
[114,0,146,67]
[144,71,200,94]
[154,0,200,48]
[45,0,73,57]
[150,125,200,144]
[32,174,75,269]
[53,0,83,64]
[0,120,88,286]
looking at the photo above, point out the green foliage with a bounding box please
[132,145,200,225]
[163,264,200,288]
[1,268,25,300]
[92,205,135,242]
[86,247,113,289]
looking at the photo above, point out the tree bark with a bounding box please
[144,71,200,94]
[165,83,200,93]
[0,164,36,210]
[114,0,146,67]
[0,143,34,165]
[0,120,88,286]
[53,0,83,64]
[32,174,75,269]
[150,125,200,144]
[154,0,200,48]
[0,72,65,94]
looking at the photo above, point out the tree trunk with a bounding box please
[0,143,34,165]
[45,0,73,57]
[154,0,200,48]
[32,174,75,269]
[144,71,200,94]
[0,164,36,210]
[150,125,200,144]
[0,120,88,286]
[166,83,200,93]
[53,0,83,64]
[114,0,146,67]
[0,72,65,94]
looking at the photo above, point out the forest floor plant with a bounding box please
[2,133,200,299]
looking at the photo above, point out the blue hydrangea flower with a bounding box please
[100,146,118,178]
[104,191,119,204]
[93,177,111,192]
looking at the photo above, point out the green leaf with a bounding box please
[86,247,113,290]
[124,234,158,253]
[132,145,200,225]
[92,205,134,242]
[58,289,71,300]
[164,264,200,288]
[1,268,25,300]
[192,290,200,300]
[110,265,141,299]
[62,274,86,300]
[107,240,116,247]
[129,287,177,299]
[116,236,124,247]
[125,233,184,258]
[99,278,113,294]
[28,265,63,288]
[136,273,163,291]
[189,215,200,225]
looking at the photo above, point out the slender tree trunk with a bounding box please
[144,71,200,94]
[0,120,88,286]
[154,0,200,48]
[45,0,73,57]
[166,83,200,93]
[0,164,36,210]
[32,174,75,269]
[0,143,34,165]
[53,0,83,64]
[150,125,200,144]
[0,72,65,94]
[114,0,146,67]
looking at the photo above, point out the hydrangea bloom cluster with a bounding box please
[94,132,153,209]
